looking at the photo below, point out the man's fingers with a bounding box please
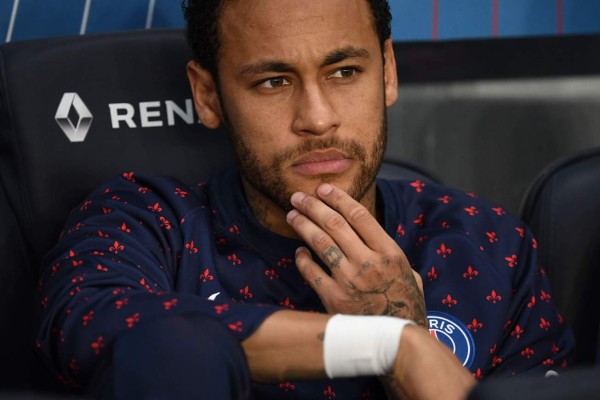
[287,209,347,272]
[294,246,338,299]
[289,191,370,261]
[315,183,397,252]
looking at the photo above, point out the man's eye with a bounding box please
[260,77,290,89]
[331,68,357,79]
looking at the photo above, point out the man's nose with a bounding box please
[291,83,341,136]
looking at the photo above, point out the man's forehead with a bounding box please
[221,0,372,35]
[218,0,377,64]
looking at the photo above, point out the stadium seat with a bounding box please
[520,147,600,365]
[0,29,438,393]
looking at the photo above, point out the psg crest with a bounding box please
[428,311,475,368]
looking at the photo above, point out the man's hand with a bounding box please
[286,183,426,326]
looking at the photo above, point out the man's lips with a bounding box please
[291,150,353,175]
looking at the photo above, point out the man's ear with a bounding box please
[382,39,398,108]
[186,61,224,129]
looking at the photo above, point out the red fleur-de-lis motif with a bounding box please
[396,224,405,236]
[148,203,162,212]
[109,241,124,254]
[558,314,565,324]
[532,238,538,249]
[323,385,336,399]
[492,207,506,216]
[436,243,452,258]
[229,225,240,234]
[486,290,502,303]
[543,358,554,367]
[410,180,425,193]
[490,344,497,354]
[416,235,428,246]
[112,288,125,295]
[96,264,108,272]
[511,325,524,339]
[539,317,551,331]
[441,294,457,307]
[118,223,131,233]
[215,303,229,315]
[111,195,121,201]
[102,207,112,214]
[505,254,518,267]
[466,192,477,198]
[91,337,104,355]
[464,206,479,216]
[240,285,253,299]
[126,312,140,328]
[71,274,85,284]
[228,253,242,265]
[427,266,438,281]
[491,355,503,367]
[438,195,452,204]
[279,297,295,309]
[540,290,551,302]
[50,262,60,277]
[279,382,296,392]
[463,265,479,280]
[228,321,243,332]
[521,347,534,359]
[526,295,536,308]
[413,214,425,226]
[163,299,178,310]
[80,200,92,211]
[98,230,109,238]
[473,368,483,381]
[199,268,214,282]
[551,342,560,354]
[185,241,198,254]
[138,186,150,194]
[115,298,129,309]
[122,172,135,182]
[82,311,94,326]
[175,188,188,198]
[276,258,292,268]
[441,221,450,229]
[486,232,498,243]
[468,318,483,332]
[515,227,525,237]
[265,269,279,280]
[67,250,77,258]
[71,259,83,267]
[159,216,171,230]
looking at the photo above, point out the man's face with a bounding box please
[214,0,398,212]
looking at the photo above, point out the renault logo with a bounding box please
[55,93,93,142]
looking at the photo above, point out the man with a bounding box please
[36,0,573,399]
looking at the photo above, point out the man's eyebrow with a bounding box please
[321,47,370,67]
[240,61,296,76]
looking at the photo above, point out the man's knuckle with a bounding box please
[348,206,370,224]
[324,214,346,231]
[312,233,330,249]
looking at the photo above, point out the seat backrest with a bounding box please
[520,147,600,365]
[0,29,437,390]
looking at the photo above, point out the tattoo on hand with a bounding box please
[322,246,344,269]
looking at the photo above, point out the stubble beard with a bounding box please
[229,113,387,214]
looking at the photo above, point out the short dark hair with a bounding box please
[182,0,392,80]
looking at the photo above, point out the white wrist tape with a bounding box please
[323,314,415,378]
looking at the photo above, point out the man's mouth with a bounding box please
[291,149,353,176]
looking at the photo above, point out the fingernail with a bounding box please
[295,246,305,255]
[290,192,305,205]
[286,209,300,223]
[318,183,333,196]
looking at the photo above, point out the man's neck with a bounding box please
[241,178,379,240]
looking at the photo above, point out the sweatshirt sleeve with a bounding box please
[35,172,279,389]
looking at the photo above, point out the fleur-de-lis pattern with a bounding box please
[35,170,574,396]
